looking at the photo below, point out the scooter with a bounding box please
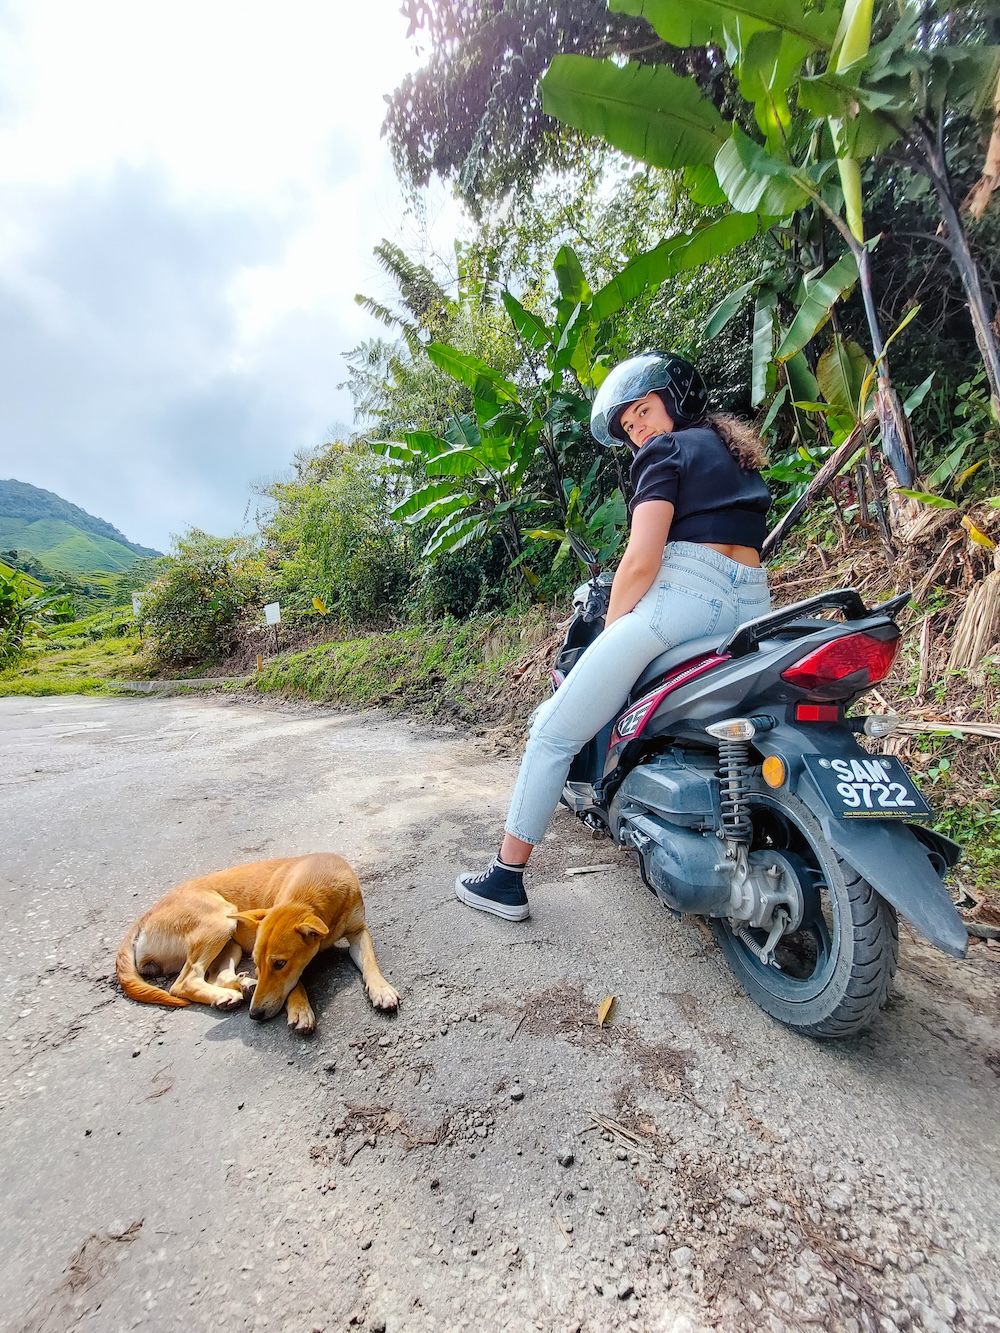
[555,536,966,1038]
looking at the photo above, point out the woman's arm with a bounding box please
[605,500,673,625]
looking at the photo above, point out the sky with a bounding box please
[0,0,459,551]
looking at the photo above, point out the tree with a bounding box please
[372,220,760,571]
[141,532,265,668]
[539,0,1000,517]
[260,442,412,626]
[383,0,727,213]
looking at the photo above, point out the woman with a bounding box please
[456,350,772,921]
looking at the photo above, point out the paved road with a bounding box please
[2,694,999,1333]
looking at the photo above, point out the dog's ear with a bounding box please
[295,914,329,941]
[233,908,269,927]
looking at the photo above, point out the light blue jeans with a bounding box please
[504,542,771,845]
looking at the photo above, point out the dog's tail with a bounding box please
[115,919,189,1008]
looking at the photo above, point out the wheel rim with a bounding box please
[722,798,841,1003]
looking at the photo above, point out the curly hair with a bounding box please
[705,412,769,472]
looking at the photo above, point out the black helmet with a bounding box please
[590,351,708,447]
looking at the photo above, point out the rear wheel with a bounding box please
[711,787,898,1038]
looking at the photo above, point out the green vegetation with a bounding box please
[0,633,139,696]
[251,613,554,723]
[0,564,73,668]
[139,532,265,669]
[260,443,411,626]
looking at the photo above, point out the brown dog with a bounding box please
[115,853,399,1032]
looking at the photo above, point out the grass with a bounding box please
[250,612,555,725]
[0,635,142,696]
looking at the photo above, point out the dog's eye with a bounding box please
[271,959,287,971]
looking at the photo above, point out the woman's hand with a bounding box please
[606,500,673,625]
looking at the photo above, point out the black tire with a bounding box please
[711,787,899,1039]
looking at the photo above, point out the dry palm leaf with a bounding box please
[948,567,1000,670]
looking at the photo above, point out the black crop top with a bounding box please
[628,426,771,554]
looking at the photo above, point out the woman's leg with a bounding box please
[457,545,769,918]
[455,612,669,919]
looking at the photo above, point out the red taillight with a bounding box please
[781,631,900,695]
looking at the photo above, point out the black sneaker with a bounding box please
[455,859,530,921]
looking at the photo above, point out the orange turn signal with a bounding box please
[762,756,786,788]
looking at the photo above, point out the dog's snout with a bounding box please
[248,1006,268,1022]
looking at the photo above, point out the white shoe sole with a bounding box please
[455,876,530,921]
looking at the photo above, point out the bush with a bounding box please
[412,536,519,621]
[261,442,413,628]
[339,537,412,625]
[141,531,265,668]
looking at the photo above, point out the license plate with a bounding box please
[804,754,932,819]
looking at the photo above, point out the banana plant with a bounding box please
[0,563,74,665]
[371,410,540,564]
[374,230,762,573]
[540,0,1000,503]
[527,463,628,569]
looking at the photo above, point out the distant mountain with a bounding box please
[0,479,162,574]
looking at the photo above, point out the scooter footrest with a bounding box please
[562,781,594,812]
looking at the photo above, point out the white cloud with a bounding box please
[0,0,461,551]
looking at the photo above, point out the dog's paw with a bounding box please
[287,1007,316,1035]
[237,973,257,999]
[369,982,400,1011]
[214,990,244,1011]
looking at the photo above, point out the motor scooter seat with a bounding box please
[630,634,727,697]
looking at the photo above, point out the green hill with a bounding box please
[0,480,161,574]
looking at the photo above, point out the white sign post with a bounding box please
[131,593,143,619]
[263,602,281,653]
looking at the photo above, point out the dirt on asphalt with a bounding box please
[2,693,999,1333]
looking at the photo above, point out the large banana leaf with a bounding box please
[392,489,476,527]
[796,71,902,157]
[423,512,488,559]
[774,251,859,361]
[391,481,469,521]
[426,343,520,405]
[369,439,416,464]
[425,442,514,478]
[751,294,777,407]
[613,0,833,149]
[501,291,551,352]
[552,301,588,372]
[738,27,811,140]
[371,430,451,465]
[684,164,728,206]
[785,352,820,404]
[705,271,767,338]
[554,246,592,306]
[611,0,836,52]
[590,213,759,323]
[394,429,454,463]
[714,127,812,216]
[816,336,871,422]
[540,56,731,172]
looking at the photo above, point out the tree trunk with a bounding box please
[919,124,1000,418]
[854,248,923,538]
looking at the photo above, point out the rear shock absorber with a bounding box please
[717,739,753,842]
